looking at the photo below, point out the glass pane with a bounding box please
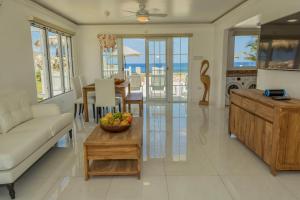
[123,38,146,96]
[31,26,50,101]
[48,31,63,96]
[173,37,181,54]
[102,43,119,79]
[149,41,154,55]
[148,40,167,99]
[149,54,155,73]
[180,55,188,70]
[180,37,189,54]
[172,37,189,102]
[159,41,166,55]
[234,35,258,68]
[61,36,71,92]
[67,37,73,76]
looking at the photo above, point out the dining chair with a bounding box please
[150,74,166,97]
[71,77,95,119]
[79,76,96,97]
[95,79,121,122]
[112,71,125,80]
[129,74,142,92]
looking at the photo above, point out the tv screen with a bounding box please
[258,39,300,70]
[257,12,300,71]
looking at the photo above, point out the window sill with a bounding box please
[37,90,73,103]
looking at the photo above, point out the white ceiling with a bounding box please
[31,0,247,25]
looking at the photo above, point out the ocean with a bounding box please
[234,61,256,67]
[125,63,188,73]
[125,62,256,73]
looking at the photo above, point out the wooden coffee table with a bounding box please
[83,117,142,180]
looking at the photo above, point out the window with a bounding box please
[30,25,73,101]
[31,26,50,101]
[228,29,259,69]
[61,36,72,92]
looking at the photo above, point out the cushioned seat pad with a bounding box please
[0,113,72,170]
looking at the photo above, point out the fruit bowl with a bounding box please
[114,78,125,85]
[99,112,133,133]
[100,124,130,133]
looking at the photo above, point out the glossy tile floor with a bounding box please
[1,102,300,200]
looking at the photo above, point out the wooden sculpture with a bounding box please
[199,60,210,105]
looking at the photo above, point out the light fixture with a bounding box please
[97,34,117,52]
[287,19,298,23]
[137,15,150,23]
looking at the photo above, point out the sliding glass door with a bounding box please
[147,39,168,101]
[100,37,189,102]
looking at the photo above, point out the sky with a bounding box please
[32,28,257,66]
[123,38,189,64]
[234,35,258,63]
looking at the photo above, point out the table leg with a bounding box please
[121,88,127,112]
[128,83,131,94]
[83,88,89,122]
[84,145,89,180]
[137,147,141,180]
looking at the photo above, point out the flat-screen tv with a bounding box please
[258,12,300,71]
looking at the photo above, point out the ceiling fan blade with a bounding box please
[122,9,137,14]
[148,13,168,17]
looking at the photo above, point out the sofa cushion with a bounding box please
[48,113,73,136]
[0,113,72,170]
[0,91,33,134]
[0,119,52,170]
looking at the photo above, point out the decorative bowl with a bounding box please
[100,124,130,133]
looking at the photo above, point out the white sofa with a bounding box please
[0,92,73,199]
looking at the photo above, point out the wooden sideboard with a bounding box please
[229,89,300,175]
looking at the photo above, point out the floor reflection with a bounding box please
[2,102,294,200]
[171,103,187,161]
[143,103,193,161]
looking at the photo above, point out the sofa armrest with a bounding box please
[31,104,61,118]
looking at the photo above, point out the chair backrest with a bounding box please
[79,76,87,87]
[112,71,125,80]
[151,74,165,89]
[71,77,82,99]
[95,79,116,107]
[135,67,141,74]
[130,74,142,90]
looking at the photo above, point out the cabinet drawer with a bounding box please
[255,103,274,122]
[242,98,256,113]
[231,93,242,106]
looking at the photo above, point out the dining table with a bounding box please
[82,81,131,122]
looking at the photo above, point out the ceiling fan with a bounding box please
[124,0,168,23]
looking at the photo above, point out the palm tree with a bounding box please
[243,37,258,62]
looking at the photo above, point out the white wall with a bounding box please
[0,0,77,112]
[213,0,300,107]
[77,24,215,103]
[2,0,299,109]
